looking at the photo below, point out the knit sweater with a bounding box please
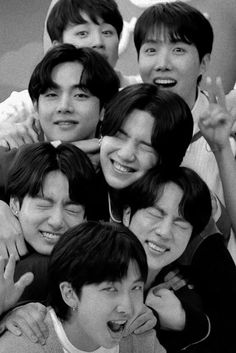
[0,310,166,353]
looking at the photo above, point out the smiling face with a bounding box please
[36,61,101,142]
[11,171,85,255]
[62,12,119,68]
[128,182,193,273]
[138,29,209,109]
[67,261,144,350]
[100,109,158,189]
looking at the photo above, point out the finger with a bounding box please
[24,127,39,144]
[3,254,16,280]
[0,243,9,260]
[3,136,20,150]
[0,256,5,277]
[15,272,34,294]
[171,279,187,291]
[6,318,39,343]
[3,240,20,261]
[0,139,10,150]
[15,235,28,257]
[164,269,180,281]
[6,321,23,336]
[215,77,226,109]
[206,77,216,104]
[35,318,49,340]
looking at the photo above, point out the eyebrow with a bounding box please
[35,195,80,205]
[47,82,89,91]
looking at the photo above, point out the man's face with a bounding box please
[36,61,101,142]
[61,12,119,68]
[138,29,209,109]
[100,109,158,189]
[128,182,193,273]
[70,261,144,350]
[11,171,85,255]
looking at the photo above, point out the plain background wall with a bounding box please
[0,0,51,100]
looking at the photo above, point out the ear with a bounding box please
[123,207,131,227]
[199,53,211,76]
[60,282,79,310]
[52,40,60,47]
[9,197,21,217]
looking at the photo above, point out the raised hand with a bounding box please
[0,255,33,315]
[199,77,235,152]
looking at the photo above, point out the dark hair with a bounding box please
[101,83,193,169]
[48,221,148,320]
[134,1,213,62]
[6,142,98,220]
[125,167,212,238]
[47,0,123,42]
[28,44,119,109]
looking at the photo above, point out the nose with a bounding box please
[154,47,171,71]
[91,29,104,49]
[155,218,173,240]
[57,94,73,114]
[47,207,65,230]
[116,292,134,317]
[117,141,136,163]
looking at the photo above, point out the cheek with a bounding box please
[175,231,192,255]
[140,153,157,171]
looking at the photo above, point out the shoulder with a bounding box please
[0,330,43,353]
[120,330,166,353]
[0,310,62,353]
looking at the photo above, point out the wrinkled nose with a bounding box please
[117,141,136,163]
[47,207,65,231]
[155,218,173,240]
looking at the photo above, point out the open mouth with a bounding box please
[112,160,135,174]
[107,320,127,340]
[153,78,177,88]
[146,240,169,254]
[40,231,60,243]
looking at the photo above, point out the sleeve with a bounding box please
[191,233,236,353]
[14,253,50,304]
[157,286,210,352]
[0,90,34,123]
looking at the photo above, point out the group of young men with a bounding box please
[0,1,236,353]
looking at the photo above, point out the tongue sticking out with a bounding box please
[107,320,126,340]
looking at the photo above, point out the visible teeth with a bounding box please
[107,320,126,333]
[148,241,166,253]
[154,79,176,86]
[113,161,133,173]
[41,232,59,239]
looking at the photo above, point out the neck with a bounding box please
[62,316,99,352]
[145,268,160,290]
[108,188,122,223]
